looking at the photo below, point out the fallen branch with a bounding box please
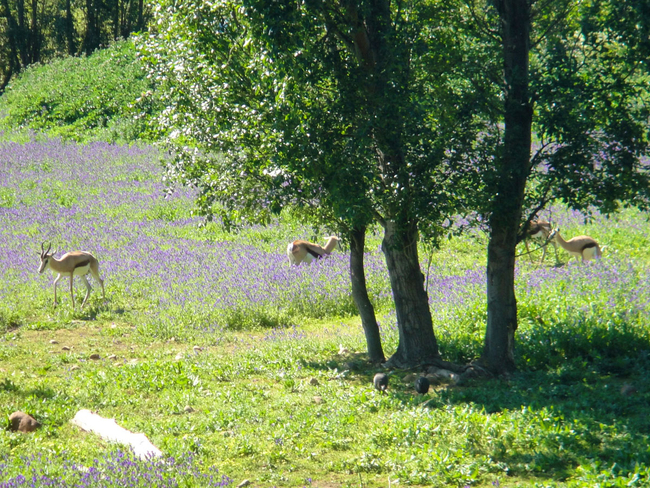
[70,409,163,460]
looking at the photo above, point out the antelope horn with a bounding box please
[40,242,51,257]
[41,242,52,257]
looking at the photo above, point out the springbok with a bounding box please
[287,236,340,265]
[524,220,559,264]
[548,228,602,263]
[38,242,106,309]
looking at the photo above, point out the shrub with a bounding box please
[0,41,157,143]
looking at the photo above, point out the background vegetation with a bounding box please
[0,0,149,92]
[0,40,156,142]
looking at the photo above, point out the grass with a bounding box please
[0,40,156,144]
[1,134,650,487]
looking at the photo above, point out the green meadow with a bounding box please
[0,133,649,488]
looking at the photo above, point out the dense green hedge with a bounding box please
[0,40,157,142]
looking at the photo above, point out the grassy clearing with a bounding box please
[1,135,650,487]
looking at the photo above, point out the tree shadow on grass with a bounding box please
[450,317,650,480]
[1,378,58,400]
[440,360,650,480]
[302,317,650,482]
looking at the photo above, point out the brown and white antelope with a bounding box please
[38,242,106,309]
[525,220,559,264]
[548,228,602,263]
[287,236,340,265]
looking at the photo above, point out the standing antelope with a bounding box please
[548,228,602,263]
[287,236,340,265]
[524,220,559,264]
[38,242,106,309]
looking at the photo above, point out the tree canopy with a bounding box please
[140,0,650,371]
[141,0,494,231]
[141,0,498,368]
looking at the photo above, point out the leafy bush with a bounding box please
[0,40,157,143]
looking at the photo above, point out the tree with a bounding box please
[349,225,385,363]
[140,0,491,368]
[481,0,534,374]
[0,0,151,92]
[474,0,650,374]
[81,0,98,54]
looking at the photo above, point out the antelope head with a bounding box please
[39,242,56,274]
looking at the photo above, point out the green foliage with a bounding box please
[138,0,493,239]
[524,0,650,216]
[0,40,156,143]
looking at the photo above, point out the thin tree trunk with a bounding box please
[482,0,532,374]
[1,0,23,73]
[15,0,28,66]
[382,220,440,369]
[0,65,14,94]
[349,225,385,364]
[137,0,143,31]
[29,0,39,63]
[120,0,131,37]
[65,0,75,55]
[83,0,98,54]
[113,0,119,40]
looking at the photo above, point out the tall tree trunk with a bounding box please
[343,0,441,369]
[136,0,143,31]
[112,0,119,40]
[482,0,532,374]
[15,0,28,66]
[29,0,39,63]
[1,0,23,72]
[383,220,440,369]
[65,0,76,55]
[83,0,99,54]
[120,0,131,37]
[0,65,14,94]
[349,226,385,364]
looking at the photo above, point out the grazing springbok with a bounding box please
[548,228,602,263]
[524,220,559,264]
[287,236,340,265]
[38,242,106,309]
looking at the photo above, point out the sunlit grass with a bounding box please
[1,135,650,487]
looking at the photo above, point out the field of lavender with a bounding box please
[2,134,650,487]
